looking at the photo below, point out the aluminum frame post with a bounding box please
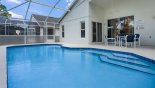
[5,19,7,35]
[25,0,31,19]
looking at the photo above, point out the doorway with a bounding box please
[92,22,102,43]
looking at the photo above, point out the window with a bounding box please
[62,25,64,38]
[47,28,54,39]
[48,28,54,35]
[81,21,85,38]
[27,28,35,35]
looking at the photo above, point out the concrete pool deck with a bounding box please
[0,43,155,88]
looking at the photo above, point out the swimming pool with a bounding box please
[7,44,155,88]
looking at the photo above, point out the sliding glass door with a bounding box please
[92,22,102,43]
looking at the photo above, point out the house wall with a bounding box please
[30,16,43,35]
[102,0,155,46]
[31,15,59,43]
[60,0,155,46]
[60,0,90,44]
[89,2,105,43]
[55,29,60,36]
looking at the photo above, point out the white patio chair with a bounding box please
[105,36,116,46]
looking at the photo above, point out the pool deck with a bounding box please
[0,43,155,88]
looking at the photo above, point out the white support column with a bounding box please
[44,22,48,43]
[54,23,56,42]
[5,19,7,35]
[24,24,27,44]
[46,22,48,42]
[23,20,27,44]
[40,28,44,36]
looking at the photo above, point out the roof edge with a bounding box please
[30,14,41,27]
[58,0,79,23]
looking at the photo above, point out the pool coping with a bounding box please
[0,43,155,88]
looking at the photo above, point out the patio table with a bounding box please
[116,36,126,46]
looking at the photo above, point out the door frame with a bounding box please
[91,21,103,43]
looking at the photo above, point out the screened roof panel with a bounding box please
[49,8,66,18]
[0,0,77,20]
[57,0,72,9]
[26,2,52,19]
[34,0,59,5]
[1,0,26,10]
[6,2,29,19]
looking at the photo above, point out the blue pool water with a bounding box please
[7,44,155,88]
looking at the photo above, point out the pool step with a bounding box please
[112,53,139,60]
[84,50,139,60]
[83,51,149,68]
[104,54,149,68]
[99,56,155,75]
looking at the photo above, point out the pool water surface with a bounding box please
[7,45,155,88]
